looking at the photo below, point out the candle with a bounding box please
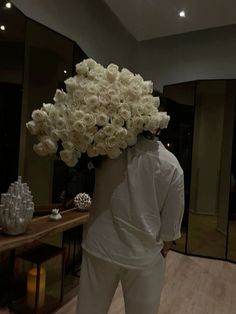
[27,265,46,309]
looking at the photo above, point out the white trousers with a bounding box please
[77,251,166,314]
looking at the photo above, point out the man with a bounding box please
[77,133,184,314]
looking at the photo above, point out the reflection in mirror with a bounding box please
[227,84,236,261]
[0,3,26,194]
[0,2,26,305]
[52,43,89,210]
[162,82,195,253]
[19,19,74,205]
[188,80,235,259]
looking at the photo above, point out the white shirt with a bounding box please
[82,136,184,268]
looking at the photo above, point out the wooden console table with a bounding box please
[0,208,89,253]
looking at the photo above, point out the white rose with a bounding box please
[84,95,99,107]
[26,121,39,135]
[142,103,155,115]
[65,77,78,92]
[145,116,160,133]
[96,142,107,155]
[84,113,96,128]
[33,143,49,156]
[135,74,144,84]
[159,112,170,129]
[60,149,76,163]
[96,113,109,126]
[106,64,119,81]
[105,136,117,148]
[99,79,110,90]
[106,105,118,117]
[107,148,122,159]
[110,95,120,106]
[94,130,106,143]
[126,119,134,130]
[119,68,133,84]
[73,120,86,134]
[41,138,57,153]
[56,117,66,129]
[128,80,142,97]
[119,141,128,150]
[78,77,89,89]
[119,109,131,121]
[42,103,54,113]
[84,58,97,69]
[88,125,98,135]
[87,145,99,157]
[131,104,144,116]
[53,89,67,103]
[126,131,137,146]
[115,127,128,139]
[59,130,68,142]
[51,129,60,141]
[153,97,160,108]
[132,116,144,129]
[80,133,94,144]
[76,61,89,75]
[62,141,74,150]
[75,110,85,120]
[108,87,119,98]
[99,93,110,106]
[32,109,48,122]
[75,141,88,153]
[102,124,116,136]
[142,81,153,94]
[86,82,99,94]
[112,115,124,126]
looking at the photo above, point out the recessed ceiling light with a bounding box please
[5,2,12,9]
[0,25,6,31]
[179,10,186,18]
[63,70,67,74]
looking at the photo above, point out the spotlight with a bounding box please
[0,25,6,31]
[63,70,67,74]
[179,10,186,18]
[5,2,12,8]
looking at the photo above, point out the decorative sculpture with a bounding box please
[74,193,91,211]
[0,176,34,235]
[49,208,62,221]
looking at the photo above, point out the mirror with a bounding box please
[164,80,236,260]
[227,83,236,262]
[162,82,195,253]
[0,3,89,207]
[19,19,74,205]
[0,2,26,195]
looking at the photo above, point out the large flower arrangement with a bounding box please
[26,58,170,167]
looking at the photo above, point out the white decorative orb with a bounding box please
[74,193,91,211]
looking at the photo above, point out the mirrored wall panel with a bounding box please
[227,82,236,262]
[0,2,26,195]
[164,80,236,261]
[19,19,74,205]
[162,82,195,253]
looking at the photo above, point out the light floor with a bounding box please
[174,213,236,260]
[55,251,236,314]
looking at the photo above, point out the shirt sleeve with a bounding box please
[159,167,185,241]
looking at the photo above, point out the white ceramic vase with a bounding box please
[0,176,34,235]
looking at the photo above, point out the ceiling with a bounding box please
[103,0,236,41]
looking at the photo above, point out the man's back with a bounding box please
[82,136,184,268]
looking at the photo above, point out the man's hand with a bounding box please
[161,241,173,258]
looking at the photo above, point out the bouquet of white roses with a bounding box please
[26,58,170,167]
